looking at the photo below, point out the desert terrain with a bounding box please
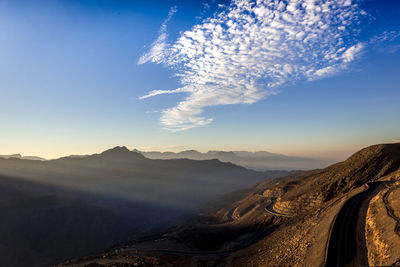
[59,143,400,266]
[0,147,291,266]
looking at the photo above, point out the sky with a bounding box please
[0,0,399,160]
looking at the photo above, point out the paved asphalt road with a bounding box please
[325,182,381,267]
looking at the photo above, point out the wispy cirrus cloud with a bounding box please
[139,0,368,131]
[370,30,400,44]
[138,6,177,65]
[369,30,400,54]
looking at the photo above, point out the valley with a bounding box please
[58,143,400,266]
[0,147,290,266]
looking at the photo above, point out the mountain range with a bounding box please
[61,143,400,266]
[1,148,333,170]
[0,153,45,161]
[0,146,294,267]
[135,149,333,170]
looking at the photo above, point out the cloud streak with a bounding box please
[138,6,177,65]
[139,0,367,131]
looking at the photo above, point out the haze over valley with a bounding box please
[136,149,332,170]
[0,146,294,266]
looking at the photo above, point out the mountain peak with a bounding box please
[282,143,400,202]
[101,146,131,155]
[97,146,147,161]
[346,143,400,163]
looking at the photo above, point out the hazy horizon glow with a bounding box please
[3,140,400,162]
[0,0,399,160]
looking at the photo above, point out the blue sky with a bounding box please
[0,0,399,160]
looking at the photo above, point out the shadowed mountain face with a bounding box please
[136,149,332,170]
[0,176,146,267]
[0,146,292,267]
[59,144,400,267]
[0,147,290,209]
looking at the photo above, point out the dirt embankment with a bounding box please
[365,178,400,265]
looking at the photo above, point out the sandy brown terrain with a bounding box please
[365,171,400,266]
[58,143,400,267]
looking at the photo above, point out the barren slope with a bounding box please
[1,146,290,267]
[58,143,400,267]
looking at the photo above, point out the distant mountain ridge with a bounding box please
[0,146,295,267]
[0,154,45,161]
[136,149,331,170]
[0,147,332,170]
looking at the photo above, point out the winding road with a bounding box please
[265,197,292,217]
[325,182,381,267]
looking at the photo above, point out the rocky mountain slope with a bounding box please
[0,146,291,267]
[60,143,400,266]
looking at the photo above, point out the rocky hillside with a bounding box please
[279,143,400,203]
[58,143,400,266]
[0,146,293,267]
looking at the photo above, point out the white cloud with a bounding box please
[370,30,400,44]
[342,43,364,63]
[139,0,367,131]
[313,66,338,78]
[369,30,400,54]
[138,6,177,65]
